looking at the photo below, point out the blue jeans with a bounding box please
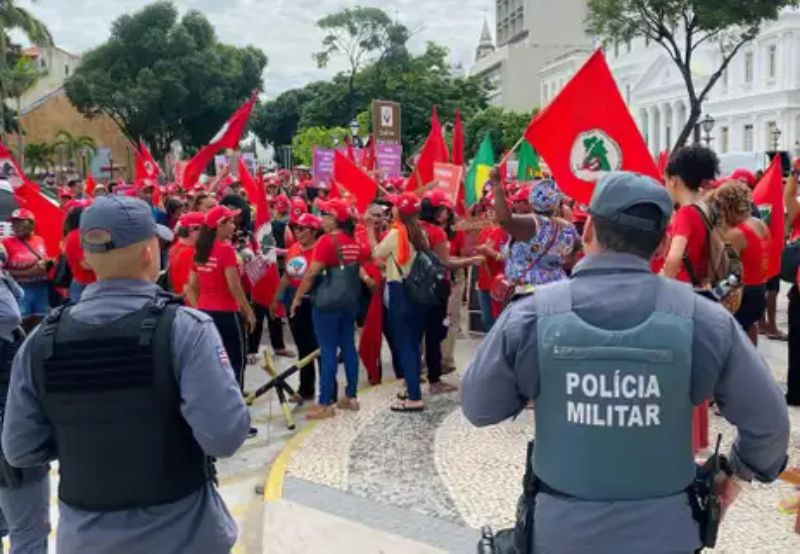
[477,290,496,332]
[0,474,50,554]
[312,307,359,406]
[386,282,428,401]
[69,281,86,304]
[18,283,49,318]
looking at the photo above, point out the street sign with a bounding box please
[372,100,401,144]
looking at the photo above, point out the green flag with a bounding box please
[465,134,495,207]
[517,139,540,180]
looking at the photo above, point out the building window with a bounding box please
[65,65,70,76]
[768,45,777,79]
[614,41,619,58]
[625,84,631,105]
[39,58,46,69]
[722,67,729,88]
[626,39,632,53]
[721,127,729,153]
[744,52,754,83]
[743,124,754,151]
[766,121,777,149]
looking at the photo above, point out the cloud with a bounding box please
[16,0,496,98]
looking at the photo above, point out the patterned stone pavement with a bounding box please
[285,332,800,553]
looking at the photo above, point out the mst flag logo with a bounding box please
[570,130,622,182]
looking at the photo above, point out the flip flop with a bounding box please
[767,333,789,342]
[390,400,424,413]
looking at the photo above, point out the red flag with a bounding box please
[239,159,269,229]
[333,151,378,214]
[344,136,357,165]
[136,141,161,180]
[656,150,669,179]
[753,155,785,279]
[404,106,449,192]
[358,263,384,384]
[524,49,659,205]
[0,142,64,257]
[363,135,376,172]
[182,94,257,189]
[86,174,97,197]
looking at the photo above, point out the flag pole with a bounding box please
[499,135,526,167]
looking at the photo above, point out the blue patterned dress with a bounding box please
[503,215,579,286]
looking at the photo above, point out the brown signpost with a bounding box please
[372,100,401,145]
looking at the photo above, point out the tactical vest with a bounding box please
[0,327,29,488]
[533,278,696,501]
[30,296,212,511]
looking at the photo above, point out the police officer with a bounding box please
[1,196,251,553]
[462,172,790,554]
[0,265,49,553]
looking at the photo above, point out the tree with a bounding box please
[1,58,44,167]
[464,107,538,161]
[24,140,54,175]
[64,1,267,160]
[53,130,95,172]
[0,1,52,136]
[291,126,350,166]
[314,6,409,116]
[587,0,799,149]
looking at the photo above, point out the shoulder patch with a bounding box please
[216,345,231,368]
[178,306,214,324]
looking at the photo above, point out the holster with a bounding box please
[687,454,727,550]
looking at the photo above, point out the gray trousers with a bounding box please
[0,476,50,554]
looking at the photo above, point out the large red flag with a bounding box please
[753,155,785,279]
[182,93,257,189]
[358,263,384,384]
[238,158,270,227]
[524,49,659,205]
[333,150,378,214]
[404,106,449,192]
[0,142,63,257]
[135,140,161,181]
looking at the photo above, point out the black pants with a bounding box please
[205,310,245,391]
[288,298,319,400]
[249,303,286,354]
[787,286,800,405]
[423,300,448,385]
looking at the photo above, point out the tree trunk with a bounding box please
[673,101,702,150]
[16,97,24,170]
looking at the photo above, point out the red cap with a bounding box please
[204,205,240,229]
[293,213,321,230]
[10,208,35,222]
[179,211,205,228]
[729,168,757,189]
[58,187,74,199]
[290,197,308,219]
[317,198,351,222]
[424,189,454,210]
[511,186,532,203]
[64,199,92,211]
[388,192,420,217]
[273,194,290,213]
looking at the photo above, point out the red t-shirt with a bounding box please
[313,232,366,267]
[285,242,315,288]
[2,235,48,284]
[421,222,448,250]
[477,226,508,290]
[194,241,239,312]
[168,242,195,296]
[669,206,708,284]
[449,230,465,256]
[64,229,96,285]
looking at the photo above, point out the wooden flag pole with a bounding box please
[499,135,526,167]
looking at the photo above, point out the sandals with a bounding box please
[767,332,789,342]
[390,400,425,413]
[306,405,336,420]
[274,348,296,358]
[337,398,361,412]
[429,382,458,395]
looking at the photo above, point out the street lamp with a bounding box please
[700,114,715,147]
[771,126,782,151]
[793,141,800,160]
[349,119,362,148]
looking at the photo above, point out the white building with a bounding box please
[469,0,592,112]
[539,7,800,157]
[18,46,81,112]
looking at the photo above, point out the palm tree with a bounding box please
[24,140,53,175]
[54,130,95,173]
[2,58,43,166]
[0,1,53,135]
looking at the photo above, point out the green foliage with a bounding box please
[1,58,42,100]
[291,127,350,166]
[53,130,95,168]
[24,141,55,174]
[587,0,798,148]
[64,1,267,159]
[464,107,537,161]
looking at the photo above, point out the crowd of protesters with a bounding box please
[1,144,798,430]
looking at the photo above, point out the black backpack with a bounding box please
[398,250,450,306]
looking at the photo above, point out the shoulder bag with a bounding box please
[313,235,361,311]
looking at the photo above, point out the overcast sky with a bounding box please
[17,0,496,98]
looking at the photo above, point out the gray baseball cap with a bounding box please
[80,195,173,253]
[588,172,673,232]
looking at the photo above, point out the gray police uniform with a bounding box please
[0,273,49,554]
[1,196,251,554]
[462,253,790,553]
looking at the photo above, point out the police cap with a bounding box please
[588,172,673,233]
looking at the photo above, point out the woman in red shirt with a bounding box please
[271,213,322,402]
[711,181,769,345]
[63,205,96,303]
[474,199,507,331]
[661,145,720,454]
[168,211,203,298]
[291,199,365,419]
[2,209,52,330]
[186,206,256,396]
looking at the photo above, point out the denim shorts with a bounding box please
[19,282,50,317]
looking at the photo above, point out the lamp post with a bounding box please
[793,141,800,160]
[349,118,362,148]
[700,114,715,147]
[771,126,782,152]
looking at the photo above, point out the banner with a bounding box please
[372,100,401,144]
[312,148,335,185]
[375,143,402,178]
[433,163,463,204]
